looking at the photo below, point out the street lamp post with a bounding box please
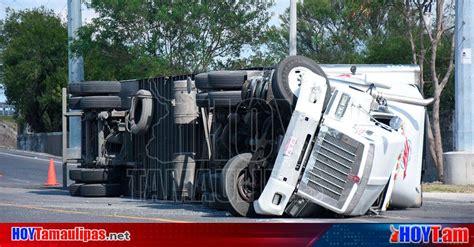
[289,0,297,56]
[67,0,84,153]
[444,0,474,185]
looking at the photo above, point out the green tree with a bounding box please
[266,0,402,64]
[76,0,273,80]
[403,0,455,181]
[0,8,67,132]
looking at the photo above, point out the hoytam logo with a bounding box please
[11,227,131,242]
[390,225,469,244]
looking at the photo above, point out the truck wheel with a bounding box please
[222,153,260,217]
[207,91,242,107]
[80,168,120,183]
[68,83,81,95]
[79,96,125,110]
[68,97,82,110]
[195,71,262,90]
[271,56,331,112]
[196,92,208,107]
[80,183,121,197]
[68,81,121,96]
[69,183,83,196]
[69,169,82,182]
[128,90,153,135]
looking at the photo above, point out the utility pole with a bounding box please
[67,0,84,153]
[444,0,474,185]
[289,0,297,56]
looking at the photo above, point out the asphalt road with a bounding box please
[0,148,473,223]
[0,148,71,188]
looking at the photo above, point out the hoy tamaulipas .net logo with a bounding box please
[11,226,131,242]
[390,224,469,244]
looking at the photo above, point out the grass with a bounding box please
[0,115,15,123]
[0,116,15,122]
[422,183,474,193]
[0,115,16,130]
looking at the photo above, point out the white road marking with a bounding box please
[0,151,62,164]
[5,178,31,183]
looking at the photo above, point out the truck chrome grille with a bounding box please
[301,126,364,205]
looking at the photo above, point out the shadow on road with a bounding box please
[134,199,344,220]
[28,188,69,196]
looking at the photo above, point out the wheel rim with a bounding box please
[287,66,326,97]
[237,168,256,203]
[287,66,307,97]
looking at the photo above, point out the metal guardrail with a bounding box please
[0,103,14,116]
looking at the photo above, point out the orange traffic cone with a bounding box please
[44,159,59,187]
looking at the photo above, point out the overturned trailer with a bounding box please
[64,56,431,217]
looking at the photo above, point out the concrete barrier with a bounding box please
[17,132,62,156]
[443,152,474,185]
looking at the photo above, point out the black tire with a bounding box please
[222,153,259,217]
[196,71,262,90]
[195,73,210,90]
[271,56,331,112]
[129,90,153,135]
[68,97,82,110]
[69,169,82,182]
[196,92,208,107]
[68,81,121,96]
[79,96,125,110]
[69,183,83,196]
[80,168,120,183]
[207,91,242,107]
[80,183,121,197]
[68,83,81,95]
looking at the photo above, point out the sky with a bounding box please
[0,0,97,23]
[0,0,288,25]
[0,0,289,103]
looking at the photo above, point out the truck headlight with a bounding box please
[335,93,350,118]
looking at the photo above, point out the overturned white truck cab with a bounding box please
[220,56,432,217]
[322,65,429,210]
[65,55,430,217]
